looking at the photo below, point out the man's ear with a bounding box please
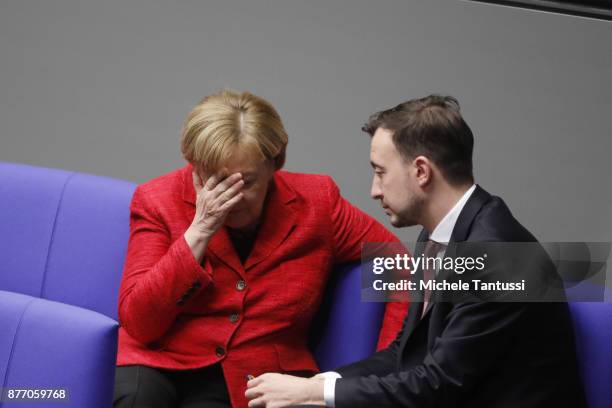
[413,155,433,187]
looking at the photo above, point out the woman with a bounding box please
[113,90,407,408]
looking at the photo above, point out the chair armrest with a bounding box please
[0,290,118,408]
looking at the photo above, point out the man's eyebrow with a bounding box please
[370,161,383,169]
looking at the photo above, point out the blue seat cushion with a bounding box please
[0,290,118,408]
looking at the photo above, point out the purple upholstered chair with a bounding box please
[0,162,135,407]
[0,162,386,407]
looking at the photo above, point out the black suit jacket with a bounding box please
[335,186,586,408]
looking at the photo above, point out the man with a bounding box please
[245,95,586,407]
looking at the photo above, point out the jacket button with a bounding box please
[229,313,239,323]
[215,346,226,357]
[236,280,246,291]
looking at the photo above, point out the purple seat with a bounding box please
[0,290,118,407]
[0,162,135,408]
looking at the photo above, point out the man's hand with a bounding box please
[245,373,325,408]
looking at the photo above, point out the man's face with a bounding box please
[370,128,424,228]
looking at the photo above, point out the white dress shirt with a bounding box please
[322,184,477,407]
[429,184,476,245]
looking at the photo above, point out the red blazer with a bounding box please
[117,164,408,408]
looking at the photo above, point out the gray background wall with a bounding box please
[1,0,611,242]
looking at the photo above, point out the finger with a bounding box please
[216,179,244,203]
[211,172,242,198]
[245,386,262,399]
[247,375,263,388]
[211,172,243,197]
[248,396,266,408]
[218,192,244,212]
[203,173,221,192]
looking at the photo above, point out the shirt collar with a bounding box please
[429,184,476,244]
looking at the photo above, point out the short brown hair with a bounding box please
[180,89,288,172]
[363,95,474,186]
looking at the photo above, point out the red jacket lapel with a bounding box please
[244,172,297,271]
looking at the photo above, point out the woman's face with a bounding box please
[199,149,275,232]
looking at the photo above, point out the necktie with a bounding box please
[422,239,443,318]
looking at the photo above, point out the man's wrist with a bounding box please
[305,377,326,406]
[321,372,342,407]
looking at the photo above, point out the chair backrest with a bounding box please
[0,162,135,319]
[310,262,386,371]
[569,302,612,408]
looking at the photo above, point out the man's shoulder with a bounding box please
[467,194,537,242]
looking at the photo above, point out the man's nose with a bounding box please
[371,178,382,200]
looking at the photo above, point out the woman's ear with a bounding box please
[273,148,286,170]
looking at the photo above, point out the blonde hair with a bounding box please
[180,90,288,172]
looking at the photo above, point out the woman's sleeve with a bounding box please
[117,186,214,344]
[325,176,409,350]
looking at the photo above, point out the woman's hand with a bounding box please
[184,170,244,262]
[191,170,244,236]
